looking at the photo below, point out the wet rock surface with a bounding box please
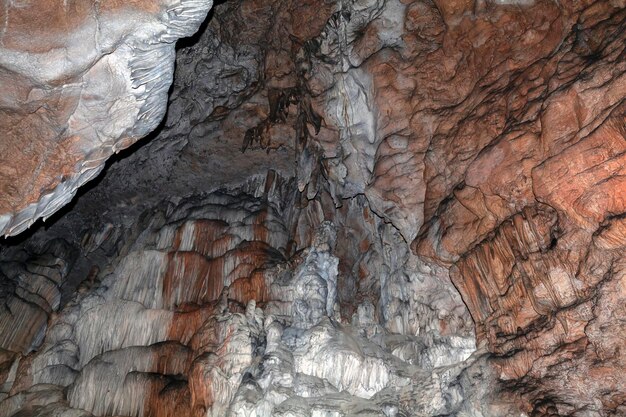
[1,0,625,416]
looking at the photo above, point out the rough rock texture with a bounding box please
[1,0,626,416]
[0,0,213,236]
[0,178,480,416]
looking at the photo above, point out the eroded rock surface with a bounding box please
[0,0,625,416]
[0,176,481,416]
[0,0,213,236]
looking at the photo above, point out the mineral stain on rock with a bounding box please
[0,0,625,416]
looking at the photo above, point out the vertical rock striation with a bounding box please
[0,173,482,416]
[0,0,625,415]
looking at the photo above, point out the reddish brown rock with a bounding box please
[0,0,625,415]
[415,4,626,411]
[0,0,213,237]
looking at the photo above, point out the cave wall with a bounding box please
[0,175,482,416]
[0,0,625,416]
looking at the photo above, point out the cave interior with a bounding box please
[0,0,625,416]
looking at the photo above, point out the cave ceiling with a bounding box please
[0,0,625,416]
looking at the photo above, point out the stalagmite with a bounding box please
[0,0,625,416]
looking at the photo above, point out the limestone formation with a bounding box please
[0,0,214,236]
[0,0,625,416]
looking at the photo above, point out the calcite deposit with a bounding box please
[0,0,625,416]
[0,0,213,236]
[0,177,479,416]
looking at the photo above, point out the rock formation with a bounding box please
[0,0,213,236]
[0,0,625,416]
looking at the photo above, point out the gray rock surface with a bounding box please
[0,177,492,416]
[1,0,624,415]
